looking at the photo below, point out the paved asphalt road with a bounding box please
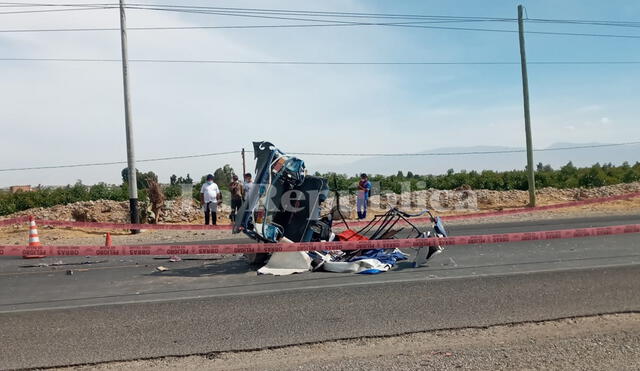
[1,215,639,369]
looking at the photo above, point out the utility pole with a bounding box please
[119,0,139,230]
[241,148,246,176]
[517,4,536,207]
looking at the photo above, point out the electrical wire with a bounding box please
[3,2,639,28]
[0,151,239,172]
[2,142,637,173]
[0,4,116,15]
[2,3,640,39]
[2,58,640,65]
[0,2,113,5]
[286,141,640,157]
[527,18,640,28]
[3,23,640,39]
[118,3,640,31]
[0,19,517,33]
[118,5,640,39]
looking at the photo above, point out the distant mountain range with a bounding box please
[319,142,639,176]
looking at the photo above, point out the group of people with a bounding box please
[199,172,372,225]
[199,173,253,225]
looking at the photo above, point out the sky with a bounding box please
[1,0,639,187]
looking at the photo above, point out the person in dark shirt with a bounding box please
[357,173,372,220]
[229,174,244,222]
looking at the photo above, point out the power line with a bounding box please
[3,3,640,28]
[3,18,638,39]
[0,18,519,33]
[383,23,640,38]
[286,142,640,157]
[128,3,510,20]
[2,57,640,65]
[2,4,640,39]
[124,5,490,27]
[528,18,640,28]
[0,151,240,172]
[2,26,640,40]
[7,2,640,28]
[122,3,514,24]
[121,3,640,32]
[0,2,112,5]
[0,19,517,33]
[0,24,364,33]
[15,2,640,26]
[0,2,505,21]
[120,5,640,39]
[2,142,638,172]
[0,5,116,15]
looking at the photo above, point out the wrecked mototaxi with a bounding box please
[233,141,447,275]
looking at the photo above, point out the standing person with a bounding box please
[243,173,253,198]
[229,174,244,222]
[200,174,221,225]
[356,173,372,220]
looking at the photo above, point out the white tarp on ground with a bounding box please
[257,252,312,276]
[322,259,391,274]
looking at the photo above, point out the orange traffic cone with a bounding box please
[105,233,112,247]
[23,216,45,259]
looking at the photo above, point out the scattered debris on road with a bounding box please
[20,260,108,268]
[152,256,220,261]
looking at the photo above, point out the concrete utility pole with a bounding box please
[517,4,536,207]
[119,0,139,229]
[241,148,246,176]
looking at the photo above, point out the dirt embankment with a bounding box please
[323,181,640,218]
[2,197,231,225]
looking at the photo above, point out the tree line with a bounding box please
[320,161,640,194]
[0,165,237,216]
[1,161,638,216]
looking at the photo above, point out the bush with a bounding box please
[163,184,183,200]
[0,182,128,217]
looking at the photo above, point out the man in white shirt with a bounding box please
[243,173,253,197]
[200,174,221,225]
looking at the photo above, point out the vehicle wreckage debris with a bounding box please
[232,141,448,276]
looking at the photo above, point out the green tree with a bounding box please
[214,165,235,190]
[578,164,607,187]
[120,168,158,189]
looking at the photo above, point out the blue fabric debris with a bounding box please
[358,268,387,275]
[349,248,408,266]
[312,248,408,274]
